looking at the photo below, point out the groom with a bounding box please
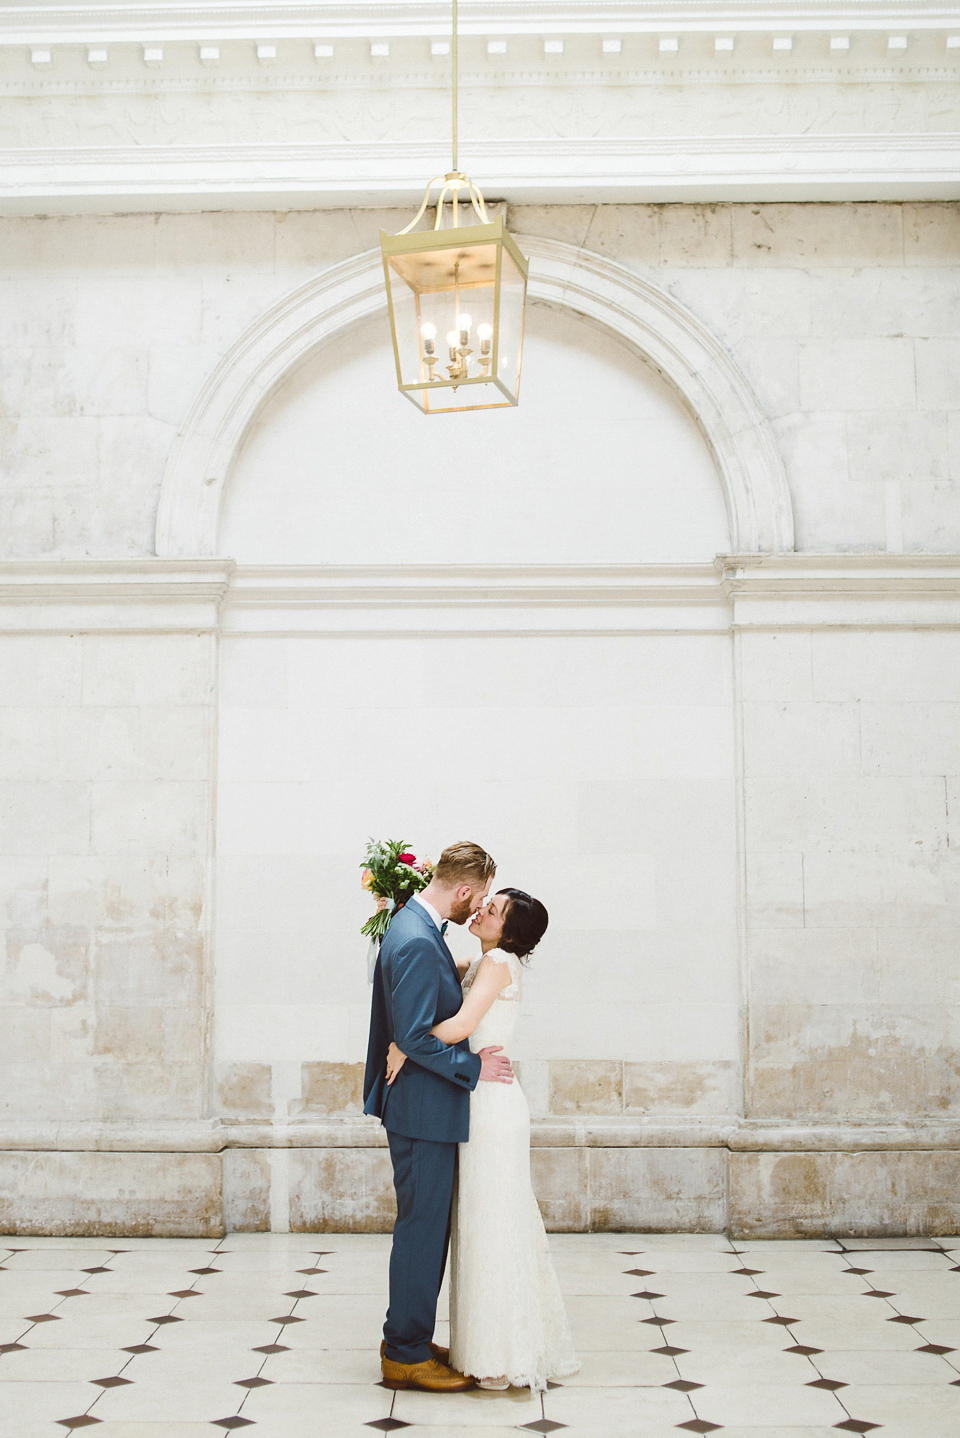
[364,840,513,1392]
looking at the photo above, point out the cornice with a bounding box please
[2,133,957,212]
[1,1,956,44]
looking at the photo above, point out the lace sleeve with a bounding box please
[486,948,522,1001]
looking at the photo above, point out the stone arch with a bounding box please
[155,237,794,558]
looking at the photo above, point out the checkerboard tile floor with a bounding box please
[1,1231,958,1437]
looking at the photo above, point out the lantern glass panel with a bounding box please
[382,218,528,414]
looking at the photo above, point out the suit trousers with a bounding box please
[383,1129,457,1365]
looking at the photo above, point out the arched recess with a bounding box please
[155,236,794,557]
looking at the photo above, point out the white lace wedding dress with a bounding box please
[448,950,581,1392]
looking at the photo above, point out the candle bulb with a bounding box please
[446,329,459,359]
[458,312,472,347]
[477,322,492,357]
[420,321,436,356]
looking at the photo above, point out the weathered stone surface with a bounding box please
[588,1148,727,1232]
[294,1061,365,1118]
[730,1150,960,1238]
[623,1061,738,1116]
[0,1151,222,1236]
[216,1062,273,1121]
[531,1147,590,1231]
[289,1149,396,1233]
[549,1060,623,1116]
[222,1148,270,1232]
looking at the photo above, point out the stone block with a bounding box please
[747,1001,960,1120]
[92,1005,166,1063]
[587,1147,727,1231]
[739,631,814,703]
[146,342,223,427]
[0,1003,50,1060]
[74,276,203,348]
[800,847,960,930]
[730,1150,960,1238]
[847,410,950,484]
[623,1060,738,1115]
[731,202,903,267]
[742,700,860,777]
[859,701,960,777]
[89,780,209,857]
[773,413,889,554]
[811,631,960,703]
[94,932,204,1008]
[507,204,603,252]
[901,480,960,551]
[877,928,960,1005]
[153,210,277,271]
[0,416,100,488]
[0,780,90,857]
[530,1146,589,1230]
[745,849,805,929]
[293,1061,365,1117]
[0,1151,222,1236]
[798,338,915,410]
[216,1061,273,1120]
[658,204,733,265]
[915,337,960,409]
[904,202,960,265]
[548,1060,623,1114]
[744,775,948,855]
[138,706,211,782]
[289,1148,396,1233]
[732,336,800,418]
[80,635,214,707]
[222,1148,270,1232]
[747,927,880,1005]
[3,926,90,1006]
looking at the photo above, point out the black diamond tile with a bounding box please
[732,1267,763,1276]
[283,1289,317,1299]
[916,1342,955,1354]
[297,1267,328,1275]
[252,1343,289,1354]
[270,1314,304,1325]
[81,1267,112,1275]
[148,1315,182,1325]
[843,1267,874,1275]
[312,1250,334,1256]
[0,1342,27,1353]
[56,1419,102,1430]
[55,1289,89,1298]
[785,1345,823,1355]
[520,1423,567,1434]
[235,1376,273,1388]
[640,1316,675,1325]
[122,1344,158,1354]
[834,1422,881,1434]
[546,1379,563,1389]
[211,1420,255,1431]
[952,1378,960,1386]
[189,1266,221,1275]
[763,1315,797,1325]
[888,1314,924,1324]
[26,1313,61,1323]
[808,1378,848,1390]
[92,1376,132,1388]
[632,1290,666,1300]
[624,1268,655,1277]
[864,1290,895,1299]
[168,1290,200,1299]
[619,1250,644,1255]
[652,1344,688,1356]
[665,1379,704,1391]
[677,1422,722,1434]
[366,1422,412,1433]
[106,1249,130,1254]
[748,1290,780,1299]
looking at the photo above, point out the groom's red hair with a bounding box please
[434,841,496,888]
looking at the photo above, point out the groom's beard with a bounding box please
[447,895,475,926]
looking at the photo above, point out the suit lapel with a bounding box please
[407,898,461,985]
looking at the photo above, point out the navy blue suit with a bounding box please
[363,898,481,1364]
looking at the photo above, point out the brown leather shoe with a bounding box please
[381,1355,474,1392]
[380,1339,449,1365]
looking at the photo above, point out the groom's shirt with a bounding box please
[410,891,442,932]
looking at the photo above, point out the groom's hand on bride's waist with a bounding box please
[478,1045,513,1083]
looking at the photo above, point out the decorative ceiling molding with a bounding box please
[155,236,793,560]
[1,1,956,44]
[1,134,957,212]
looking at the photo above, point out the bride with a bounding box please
[386,887,580,1393]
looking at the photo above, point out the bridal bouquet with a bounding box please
[360,838,434,944]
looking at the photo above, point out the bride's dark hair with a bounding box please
[497,887,548,963]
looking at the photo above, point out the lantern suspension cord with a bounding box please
[451,0,458,173]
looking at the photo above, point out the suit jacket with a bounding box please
[363,898,481,1143]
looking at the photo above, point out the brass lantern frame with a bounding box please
[380,195,529,415]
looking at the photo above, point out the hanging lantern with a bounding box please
[380,0,529,414]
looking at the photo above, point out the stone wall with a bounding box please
[0,203,958,1235]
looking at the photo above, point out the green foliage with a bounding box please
[360,838,434,942]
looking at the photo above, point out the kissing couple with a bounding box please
[363,840,580,1394]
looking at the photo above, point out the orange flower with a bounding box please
[361,868,375,891]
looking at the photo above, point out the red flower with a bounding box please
[398,852,416,865]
